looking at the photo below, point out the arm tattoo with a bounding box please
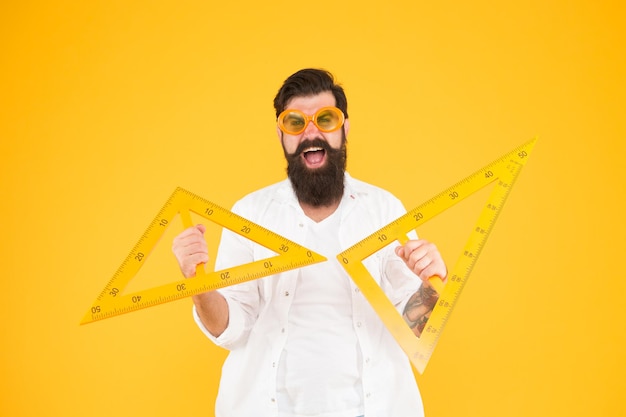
[402,285,439,336]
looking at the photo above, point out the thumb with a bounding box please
[196,224,206,234]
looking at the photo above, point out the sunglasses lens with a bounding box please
[315,108,342,132]
[280,111,306,134]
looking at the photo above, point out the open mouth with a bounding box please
[302,146,327,168]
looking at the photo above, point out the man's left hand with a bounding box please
[395,239,447,284]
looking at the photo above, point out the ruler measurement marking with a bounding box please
[415,164,522,366]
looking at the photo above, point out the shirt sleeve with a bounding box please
[192,293,248,347]
[380,246,422,312]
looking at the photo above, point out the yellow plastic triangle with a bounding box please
[337,138,537,374]
[81,187,327,324]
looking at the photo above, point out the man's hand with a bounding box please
[395,239,447,284]
[172,224,209,278]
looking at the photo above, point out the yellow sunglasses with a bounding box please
[277,106,345,135]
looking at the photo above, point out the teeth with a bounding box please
[304,147,323,153]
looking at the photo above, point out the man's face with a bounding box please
[277,91,350,207]
[278,91,349,161]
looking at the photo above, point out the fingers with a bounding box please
[395,239,447,282]
[172,225,209,278]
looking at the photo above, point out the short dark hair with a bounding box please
[273,68,348,118]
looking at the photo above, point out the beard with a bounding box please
[283,135,347,207]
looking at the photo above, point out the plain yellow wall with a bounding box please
[1,1,624,416]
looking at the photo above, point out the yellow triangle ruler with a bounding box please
[80,188,327,324]
[337,138,537,374]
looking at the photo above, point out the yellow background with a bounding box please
[1,1,624,416]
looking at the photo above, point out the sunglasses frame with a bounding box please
[277,106,345,135]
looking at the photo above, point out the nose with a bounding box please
[302,117,322,139]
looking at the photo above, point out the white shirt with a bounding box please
[277,200,363,416]
[194,173,425,417]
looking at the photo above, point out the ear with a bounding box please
[276,125,282,142]
[343,118,350,137]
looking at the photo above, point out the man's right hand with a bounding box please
[172,225,209,278]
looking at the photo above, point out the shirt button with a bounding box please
[354,288,360,293]
[285,291,290,296]
[281,328,285,333]
[356,322,362,327]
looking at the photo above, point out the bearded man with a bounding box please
[172,68,447,417]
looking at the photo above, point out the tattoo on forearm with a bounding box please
[403,285,439,336]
